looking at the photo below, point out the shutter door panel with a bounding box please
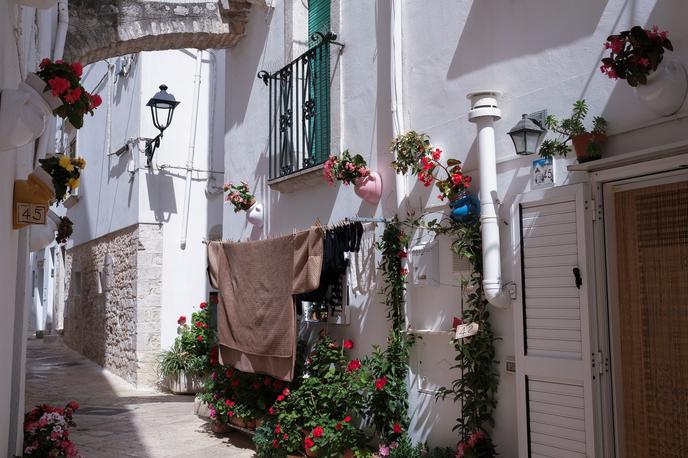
[308,0,330,163]
[513,184,597,457]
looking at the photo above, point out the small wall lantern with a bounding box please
[144,84,180,167]
[507,112,547,156]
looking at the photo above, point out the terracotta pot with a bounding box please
[229,415,256,429]
[342,449,355,458]
[305,448,318,458]
[571,133,606,163]
[354,171,383,205]
[634,59,688,117]
[211,421,231,434]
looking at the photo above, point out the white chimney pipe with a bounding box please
[467,91,510,308]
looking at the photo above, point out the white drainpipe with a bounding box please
[390,0,406,212]
[467,91,510,308]
[180,49,204,250]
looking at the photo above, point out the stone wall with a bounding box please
[63,223,163,387]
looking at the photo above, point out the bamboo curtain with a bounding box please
[615,181,688,457]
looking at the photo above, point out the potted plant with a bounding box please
[55,216,74,245]
[37,154,85,203]
[539,100,608,163]
[31,58,102,129]
[23,401,80,457]
[269,335,368,457]
[224,181,264,227]
[324,150,382,205]
[157,303,214,394]
[601,25,685,116]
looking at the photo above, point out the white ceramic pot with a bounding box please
[17,0,58,9]
[0,77,55,151]
[29,214,58,252]
[167,371,203,395]
[634,60,688,117]
[24,73,63,111]
[246,202,264,227]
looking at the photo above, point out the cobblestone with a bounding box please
[25,338,256,457]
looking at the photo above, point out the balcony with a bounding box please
[258,32,343,184]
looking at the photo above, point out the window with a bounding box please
[260,0,342,181]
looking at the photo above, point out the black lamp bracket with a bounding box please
[144,132,163,168]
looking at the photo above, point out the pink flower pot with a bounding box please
[354,171,382,205]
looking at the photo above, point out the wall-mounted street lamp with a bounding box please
[507,112,547,156]
[145,84,180,167]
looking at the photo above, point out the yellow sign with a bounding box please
[15,202,48,225]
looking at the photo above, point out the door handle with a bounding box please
[573,267,582,289]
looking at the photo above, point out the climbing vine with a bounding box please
[392,130,499,457]
[372,218,415,445]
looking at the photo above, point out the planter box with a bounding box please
[166,372,203,394]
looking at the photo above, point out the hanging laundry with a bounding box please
[350,222,376,295]
[295,221,363,317]
[207,227,323,382]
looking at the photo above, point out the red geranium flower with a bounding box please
[89,93,102,108]
[397,250,408,258]
[344,416,351,423]
[177,316,186,325]
[347,359,361,372]
[304,437,315,449]
[393,423,402,433]
[312,426,324,438]
[375,376,388,390]
[70,62,83,77]
[275,424,281,434]
[48,77,70,97]
[272,439,278,448]
[343,339,354,350]
[282,388,290,397]
[277,395,284,402]
[335,422,342,430]
[196,335,203,342]
[199,301,208,309]
[39,58,51,69]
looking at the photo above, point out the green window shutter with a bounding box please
[308,0,330,164]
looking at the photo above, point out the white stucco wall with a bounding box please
[0,3,59,454]
[221,0,688,451]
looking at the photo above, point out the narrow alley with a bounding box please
[25,338,255,457]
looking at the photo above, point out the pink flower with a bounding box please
[432,148,442,160]
[48,77,70,96]
[451,173,463,185]
[379,444,390,456]
[343,339,354,349]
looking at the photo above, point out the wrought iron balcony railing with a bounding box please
[258,32,343,181]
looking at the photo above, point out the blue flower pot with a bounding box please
[449,193,479,222]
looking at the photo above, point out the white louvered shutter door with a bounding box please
[513,184,597,458]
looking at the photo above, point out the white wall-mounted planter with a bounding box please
[29,211,59,252]
[17,0,58,9]
[246,202,264,227]
[0,74,60,151]
[634,60,688,117]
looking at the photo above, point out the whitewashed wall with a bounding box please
[221,0,688,451]
[0,2,59,455]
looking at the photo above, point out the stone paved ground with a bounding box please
[25,338,256,457]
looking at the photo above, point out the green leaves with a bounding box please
[538,99,607,159]
[390,131,431,175]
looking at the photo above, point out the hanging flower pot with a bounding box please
[449,192,479,222]
[246,202,264,227]
[29,213,59,252]
[354,171,383,205]
[0,76,56,151]
[571,133,607,163]
[633,60,688,116]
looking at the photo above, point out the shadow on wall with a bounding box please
[598,0,688,155]
[227,6,271,129]
[145,171,177,223]
[447,0,610,80]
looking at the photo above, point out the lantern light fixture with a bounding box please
[507,111,547,156]
[144,84,180,167]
